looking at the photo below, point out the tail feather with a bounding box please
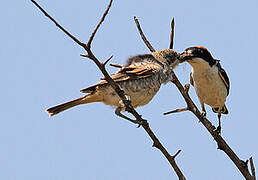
[212,105,228,114]
[46,94,102,116]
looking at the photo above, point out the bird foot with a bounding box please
[214,125,221,136]
[201,111,206,118]
[136,119,148,128]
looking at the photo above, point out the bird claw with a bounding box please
[201,111,206,118]
[214,125,221,135]
[136,119,148,128]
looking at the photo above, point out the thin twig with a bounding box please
[31,0,127,103]
[103,55,113,66]
[133,16,155,52]
[169,18,175,49]
[87,0,113,48]
[170,150,186,180]
[250,157,256,180]
[31,0,85,47]
[80,54,90,58]
[172,149,182,159]
[110,63,124,68]
[164,107,188,115]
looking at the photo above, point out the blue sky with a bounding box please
[1,0,258,179]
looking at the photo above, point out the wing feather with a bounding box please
[80,64,160,93]
[217,65,230,95]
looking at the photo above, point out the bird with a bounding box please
[46,49,180,124]
[180,46,230,133]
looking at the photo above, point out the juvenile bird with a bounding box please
[46,49,180,123]
[180,46,230,133]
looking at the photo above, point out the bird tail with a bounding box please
[212,105,228,114]
[46,94,102,116]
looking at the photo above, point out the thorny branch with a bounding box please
[170,74,255,180]
[134,15,256,180]
[133,16,186,180]
[31,0,185,179]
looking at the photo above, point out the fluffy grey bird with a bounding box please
[180,46,230,133]
[46,49,180,123]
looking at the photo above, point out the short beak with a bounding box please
[179,51,193,62]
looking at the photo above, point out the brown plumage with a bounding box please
[46,49,179,119]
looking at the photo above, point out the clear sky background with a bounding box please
[1,0,258,179]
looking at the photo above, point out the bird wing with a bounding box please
[218,67,230,95]
[80,63,160,93]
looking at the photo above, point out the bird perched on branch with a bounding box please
[180,46,230,133]
[46,49,180,123]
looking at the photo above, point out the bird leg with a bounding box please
[115,107,144,125]
[115,96,145,126]
[201,103,206,118]
[215,112,222,135]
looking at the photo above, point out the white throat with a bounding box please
[188,57,213,72]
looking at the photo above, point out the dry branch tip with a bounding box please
[250,157,256,180]
[87,0,113,48]
[80,54,90,58]
[172,149,182,159]
[164,107,188,115]
[133,16,155,52]
[169,17,175,49]
[103,55,113,66]
[110,63,124,68]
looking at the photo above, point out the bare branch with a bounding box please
[103,55,113,66]
[31,0,86,47]
[133,16,155,52]
[164,107,188,115]
[172,149,182,159]
[31,0,127,104]
[110,63,124,68]
[170,70,254,180]
[134,16,186,180]
[32,2,187,179]
[142,122,186,180]
[163,84,190,115]
[136,16,255,180]
[250,157,256,180]
[169,18,175,49]
[170,150,186,180]
[87,0,113,48]
[80,54,90,58]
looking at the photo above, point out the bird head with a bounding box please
[152,49,180,69]
[180,46,217,69]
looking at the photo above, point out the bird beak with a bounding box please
[179,51,194,63]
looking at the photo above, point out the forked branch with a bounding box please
[31,1,186,179]
[134,16,186,180]
[87,0,113,48]
[134,15,255,180]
